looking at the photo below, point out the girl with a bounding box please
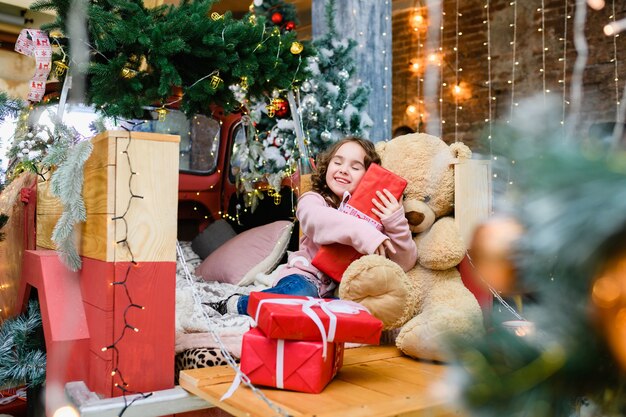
[211,136,417,315]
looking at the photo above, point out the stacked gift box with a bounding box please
[239,292,384,393]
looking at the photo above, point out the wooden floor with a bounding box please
[179,345,466,417]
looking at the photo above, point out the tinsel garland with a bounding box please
[0,301,46,390]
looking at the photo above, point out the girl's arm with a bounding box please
[381,208,418,272]
[297,192,388,255]
[371,189,418,272]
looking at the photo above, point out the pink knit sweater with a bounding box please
[275,191,418,297]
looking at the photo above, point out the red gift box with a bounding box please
[248,292,383,345]
[312,163,408,281]
[240,328,344,393]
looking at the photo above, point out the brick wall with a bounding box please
[392,0,626,150]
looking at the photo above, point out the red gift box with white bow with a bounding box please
[311,163,408,282]
[239,327,344,393]
[247,292,383,345]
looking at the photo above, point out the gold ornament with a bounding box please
[469,216,524,296]
[210,73,223,89]
[155,106,168,122]
[290,41,304,55]
[49,30,64,39]
[266,102,276,118]
[211,12,223,21]
[268,188,282,205]
[53,59,69,77]
[121,68,138,79]
[591,252,626,371]
[240,76,249,90]
[248,14,257,25]
[266,97,282,118]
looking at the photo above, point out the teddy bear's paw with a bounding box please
[416,217,467,270]
[339,254,412,330]
[396,307,484,362]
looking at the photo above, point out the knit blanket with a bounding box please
[175,242,269,358]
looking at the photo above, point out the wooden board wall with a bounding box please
[0,172,36,321]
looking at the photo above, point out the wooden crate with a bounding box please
[454,159,492,247]
[21,131,180,411]
[36,130,180,262]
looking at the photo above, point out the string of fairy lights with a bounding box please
[540,0,547,105]
[560,0,570,132]
[508,0,518,124]
[104,127,152,416]
[383,0,391,138]
[454,0,460,141]
[484,0,493,151]
[610,0,620,119]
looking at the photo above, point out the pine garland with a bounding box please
[0,301,46,390]
[451,99,626,416]
[29,0,313,119]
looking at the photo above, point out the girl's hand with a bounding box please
[374,239,396,257]
[372,189,403,221]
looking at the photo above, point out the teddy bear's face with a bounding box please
[377,133,457,233]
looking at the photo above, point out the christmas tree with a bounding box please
[232,0,372,205]
[29,0,312,119]
[451,97,626,416]
[299,0,372,151]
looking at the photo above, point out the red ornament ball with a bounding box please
[271,12,283,24]
[274,98,289,117]
[285,21,296,31]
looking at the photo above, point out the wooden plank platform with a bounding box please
[179,346,466,417]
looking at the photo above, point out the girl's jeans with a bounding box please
[236,273,319,315]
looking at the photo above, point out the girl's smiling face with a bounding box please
[325,141,367,198]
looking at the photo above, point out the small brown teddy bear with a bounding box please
[338,133,484,361]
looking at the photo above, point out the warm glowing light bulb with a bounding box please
[411,14,424,30]
[53,406,80,417]
[453,85,461,95]
[405,104,418,115]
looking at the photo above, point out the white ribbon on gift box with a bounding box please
[253,297,369,360]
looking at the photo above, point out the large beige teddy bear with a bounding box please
[338,133,484,361]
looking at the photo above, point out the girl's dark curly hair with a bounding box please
[310,136,381,208]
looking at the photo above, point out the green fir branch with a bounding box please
[0,301,46,389]
[50,140,93,271]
